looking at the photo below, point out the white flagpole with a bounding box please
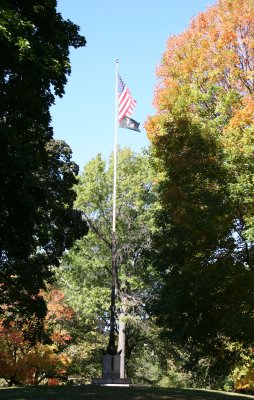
[112,58,119,233]
[107,58,119,355]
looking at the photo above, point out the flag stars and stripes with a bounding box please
[118,73,137,122]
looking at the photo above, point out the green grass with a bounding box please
[0,386,253,400]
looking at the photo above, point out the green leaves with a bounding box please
[0,1,87,327]
[56,148,162,378]
[145,0,254,386]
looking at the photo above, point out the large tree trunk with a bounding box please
[117,301,127,379]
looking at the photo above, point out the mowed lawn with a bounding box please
[0,386,253,400]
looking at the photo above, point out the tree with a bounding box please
[0,1,88,327]
[145,0,254,386]
[57,148,161,381]
[0,286,74,386]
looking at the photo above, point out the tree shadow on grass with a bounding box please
[0,386,253,400]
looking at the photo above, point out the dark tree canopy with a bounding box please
[0,0,88,329]
[145,0,254,384]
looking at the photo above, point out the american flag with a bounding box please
[118,73,136,122]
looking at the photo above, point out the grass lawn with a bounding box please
[0,386,253,400]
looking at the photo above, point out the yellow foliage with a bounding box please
[234,364,254,392]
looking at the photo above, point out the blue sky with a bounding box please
[51,0,215,172]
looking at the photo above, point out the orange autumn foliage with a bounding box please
[43,288,74,347]
[144,1,254,385]
[228,97,254,129]
[146,0,254,143]
[0,288,74,386]
[45,289,74,322]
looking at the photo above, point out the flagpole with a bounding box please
[112,58,119,234]
[107,58,119,355]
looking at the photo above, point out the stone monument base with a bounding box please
[91,353,131,386]
[91,377,131,386]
